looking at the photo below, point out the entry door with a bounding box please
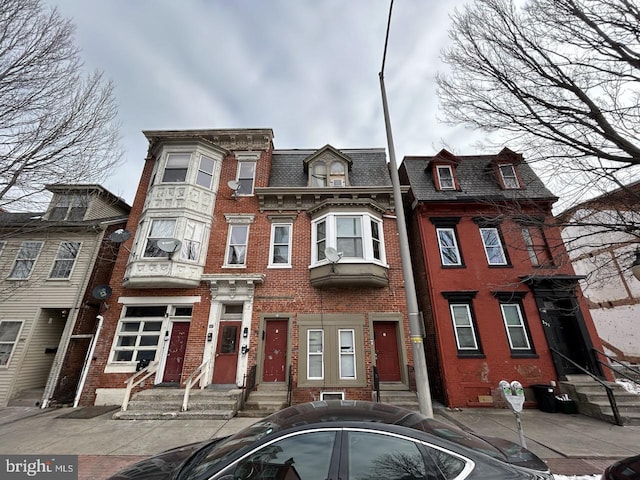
[543,301,591,375]
[212,322,241,384]
[263,320,288,382]
[373,321,401,382]
[162,323,189,383]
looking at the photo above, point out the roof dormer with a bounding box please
[427,149,460,191]
[303,145,353,188]
[492,147,524,190]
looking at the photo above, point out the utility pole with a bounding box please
[379,0,433,417]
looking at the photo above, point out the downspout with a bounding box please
[41,227,104,408]
[73,315,103,408]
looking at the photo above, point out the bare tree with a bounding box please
[0,0,122,211]
[437,0,640,206]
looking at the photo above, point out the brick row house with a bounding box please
[399,148,611,408]
[81,129,414,407]
[0,185,130,408]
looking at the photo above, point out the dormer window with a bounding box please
[499,164,520,189]
[436,165,455,190]
[310,160,348,187]
[49,194,88,221]
[311,162,327,187]
[329,161,346,187]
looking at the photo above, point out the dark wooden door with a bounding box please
[263,320,288,382]
[163,322,189,383]
[374,321,401,381]
[543,307,590,375]
[212,322,241,384]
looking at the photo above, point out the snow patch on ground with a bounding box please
[554,475,600,480]
[616,378,640,395]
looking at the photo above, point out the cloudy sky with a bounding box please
[45,0,487,205]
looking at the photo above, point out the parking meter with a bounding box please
[499,380,527,448]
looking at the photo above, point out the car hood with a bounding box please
[479,435,549,471]
[107,441,211,480]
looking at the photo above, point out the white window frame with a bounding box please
[0,320,23,367]
[450,304,479,351]
[311,212,386,265]
[499,164,520,189]
[162,153,191,183]
[8,241,43,279]
[500,303,532,350]
[143,219,177,258]
[521,228,539,266]
[320,391,345,401]
[437,228,462,266]
[338,329,356,380]
[49,241,81,279]
[49,194,88,221]
[436,165,455,190]
[224,224,249,267]
[195,154,215,189]
[236,161,256,195]
[181,220,204,262]
[109,306,167,365]
[269,223,292,267]
[479,228,507,266]
[307,329,324,380]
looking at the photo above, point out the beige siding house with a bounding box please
[0,184,129,407]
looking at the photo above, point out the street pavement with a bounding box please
[0,404,638,479]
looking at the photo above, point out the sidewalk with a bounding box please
[0,405,638,479]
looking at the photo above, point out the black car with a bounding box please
[108,400,553,480]
[602,455,640,480]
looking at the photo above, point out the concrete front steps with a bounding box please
[379,384,420,411]
[560,374,640,425]
[237,383,288,418]
[112,387,243,420]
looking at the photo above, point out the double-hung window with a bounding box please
[196,155,215,188]
[162,153,190,182]
[436,165,455,190]
[144,219,177,258]
[225,225,249,266]
[312,213,385,264]
[501,303,533,352]
[521,226,553,266]
[339,329,356,379]
[307,330,324,380]
[49,241,81,279]
[336,217,363,258]
[8,241,43,279]
[181,220,204,262]
[450,304,479,351]
[499,164,520,189]
[0,321,22,366]
[479,228,508,265]
[49,195,88,221]
[437,228,462,266]
[237,161,256,195]
[269,223,292,267]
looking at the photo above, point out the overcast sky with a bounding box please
[45,0,487,205]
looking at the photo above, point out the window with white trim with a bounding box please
[307,329,324,380]
[436,165,455,190]
[225,224,249,266]
[8,241,43,279]
[499,164,520,189]
[437,228,462,266]
[269,223,292,267]
[196,155,215,188]
[144,219,177,258]
[111,306,166,363]
[521,226,553,266]
[309,159,348,187]
[49,194,88,221]
[237,161,256,195]
[450,304,479,351]
[181,220,204,262]
[500,303,532,351]
[311,213,385,265]
[339,329,356,379]
[479,228,507,265]
[162,153,191,182]
[0,320,22,366]
[49,241,81,279]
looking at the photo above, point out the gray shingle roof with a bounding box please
[401,153,557,203]
[269,147,391,187]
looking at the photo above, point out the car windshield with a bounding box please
[179,420,282,480]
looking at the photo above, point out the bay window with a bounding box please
[144,219,177,258]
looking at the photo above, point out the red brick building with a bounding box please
[400,148,610,408]
[81,129,414,406]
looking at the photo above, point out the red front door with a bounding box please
[163,322,189,383]
[263,320,288,382]
[212,322,241,384]
[374,321,401,381]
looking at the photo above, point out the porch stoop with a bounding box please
[112,387,243,420]
[379,384,420,411]
[559,374,640,425]
[237,383,288,418]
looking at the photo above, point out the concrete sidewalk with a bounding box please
[0,405,638,479]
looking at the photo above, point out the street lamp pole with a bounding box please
[379,0,433,417]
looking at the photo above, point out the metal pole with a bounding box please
[379,0,433,417]
[515,412,527,448]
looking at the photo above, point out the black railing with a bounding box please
[406,364,416,392]
[239,365,257,411]
[286,365,294,406]
[549,348,624,426]
[593,348,640,389]
[372,366,380,402]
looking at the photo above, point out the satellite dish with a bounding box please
[157,238,182,253]
[109,229,131,243]
[92,285,112,300]
[325,247,343,263]
[227,180,240,191]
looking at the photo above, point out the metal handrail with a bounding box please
[549,348,624,426]
[592,348,640,388]
[182,360,210,412]
[240,365,257,411]
[286,365,293,406]
[406,364,416,392]
[372,366,380,402]
[121,361,158,412]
